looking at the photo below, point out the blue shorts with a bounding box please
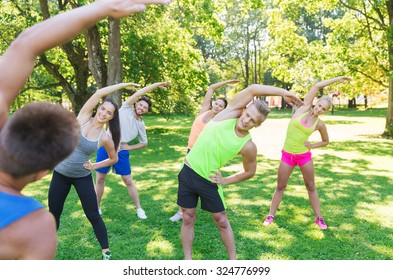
[95,147,131,175]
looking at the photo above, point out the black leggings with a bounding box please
[48,170,109,249]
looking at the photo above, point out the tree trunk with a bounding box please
[107,18,122,106]
[39,0,90,114]
[85,26,107,90]
[244,25,250,87]
[348,98,357,108]
[384,0,393,138]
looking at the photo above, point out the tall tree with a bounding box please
[2,1,208,114]
[215,0,268,87]
[386,0,393,137]
[107,18,122,105]
[266,0,391,137]
[121,10,209,114]
[336,0,391,137]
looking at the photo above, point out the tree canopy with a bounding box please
[1,0,392,136]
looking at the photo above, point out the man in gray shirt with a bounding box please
[95,82,170,219]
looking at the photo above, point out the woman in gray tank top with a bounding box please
[48,82,138,260]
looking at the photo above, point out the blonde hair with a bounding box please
[317,95,333,110]
[252,99,271,124]
[254,99,271,116]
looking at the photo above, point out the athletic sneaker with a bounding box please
[315,217,328,230]
[169,211,183,222]
[263,215,275,226]
[137,208,147,219]
[102,251,112,260]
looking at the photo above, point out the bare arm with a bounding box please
[124,81,171,106]
[120,142,147,151]
[17,210,57,260]
[0,0,171,128]
[209,141,257,185]
[215,84,303,121]
[304,120,330,150]
[83,133,118,171]
[198,79,240,115]
[77,82,139,124]
[302,76,352,109]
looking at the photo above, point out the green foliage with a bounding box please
[266,0,388,99]
[121,11,208,114]
[1,0,392,131]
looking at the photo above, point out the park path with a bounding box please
[250,115,386,160]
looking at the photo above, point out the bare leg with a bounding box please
[299,160,322,217]
[212,211,236,260]
[267,161,294,216]
[181,207,197,260]
[121,175,141,209]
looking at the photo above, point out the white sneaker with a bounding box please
[137,208,147,219]
[169,211,183,222]
[98,208,102,215]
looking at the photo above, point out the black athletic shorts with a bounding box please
[177,164,225,213]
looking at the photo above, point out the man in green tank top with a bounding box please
[177,84,303,259]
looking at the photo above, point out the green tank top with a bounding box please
[186,118,252,181]
[283,111,318,154]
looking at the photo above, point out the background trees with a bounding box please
[1,0,391,136]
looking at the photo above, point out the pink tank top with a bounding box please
[187,111,210,149]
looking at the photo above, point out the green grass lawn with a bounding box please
[23,108,393,260]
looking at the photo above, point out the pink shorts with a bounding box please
[281,150,312,167]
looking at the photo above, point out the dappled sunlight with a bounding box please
[146,238,175,258]
[134,160,183,172]
[265,234,295,250]
[363,243,393,259]
[285,208,313,224]
[102,186,113,197]
[283,184,309,199]
[151,192,172,201]
[304,228,325,240]
[23,176,52,198]
[356,201,393,229]
[240,228,296,251]
[361,155,392,172]
[324,190,350,200]
[221,162,244,172]
[338,223,356,231]
[226,195,261,207]
[240,229,277,240]
[171,145,188,153]
[258,252,291,260]
[318,150,393,174]
[70,210,85,219]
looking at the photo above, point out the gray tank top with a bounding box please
[55,122,104,178]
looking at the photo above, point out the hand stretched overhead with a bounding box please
[102,0,172,18]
